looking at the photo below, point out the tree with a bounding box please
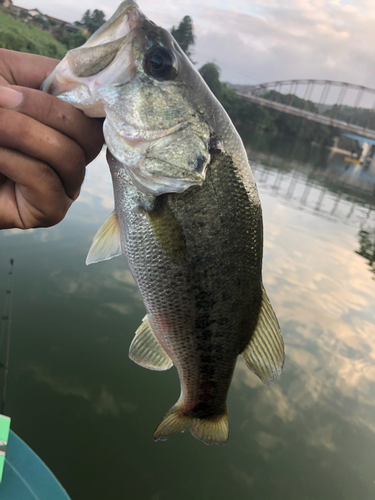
[59,30,89,50]
[356,229,375,277]
[75,9,106,34]
[19,10,31,20]
[199,63,223,99]
[32,13,47,27]
[171,15,195,57]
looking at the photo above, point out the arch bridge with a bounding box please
[236,80,375,141]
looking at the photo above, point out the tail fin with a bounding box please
[153,405,193,442]
[191,410,228,445]
[153,404,229,445]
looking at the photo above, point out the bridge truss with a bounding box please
[236,80,375,141]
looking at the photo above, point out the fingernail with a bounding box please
[0,86,23,109]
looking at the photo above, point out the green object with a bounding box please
[0,415,11,483]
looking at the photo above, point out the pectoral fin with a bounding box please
[86,211,122,265]
[241,286,284,384]
[129,315,173,371]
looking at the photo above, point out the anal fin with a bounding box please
[129,315,173,371]
[241,285,285,385]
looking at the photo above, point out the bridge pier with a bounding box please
[339,132,375,171]
[368,149,375,174]
[359,142,373,167]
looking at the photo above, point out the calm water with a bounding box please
[1,130,375,500]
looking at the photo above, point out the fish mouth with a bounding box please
[41,0,211,196]
[41,1,144,116]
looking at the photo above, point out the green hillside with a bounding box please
[0,12,67,58]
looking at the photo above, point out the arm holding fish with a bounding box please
[0,49,104,230]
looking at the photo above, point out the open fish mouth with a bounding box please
[41,1,144,117]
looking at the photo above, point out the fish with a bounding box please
[42,0,284,445]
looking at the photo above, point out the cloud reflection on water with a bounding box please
[2,132,375,499]
[232,175,375,474]
[26,363,137,416]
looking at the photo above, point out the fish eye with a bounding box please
[145,48,177,80]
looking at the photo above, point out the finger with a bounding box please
[0,146,71,229]
[0,85,104,164]
[0,108,86,200]
[0,49,59,89]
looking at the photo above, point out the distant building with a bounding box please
[7,3,80,32]
[9,5,48,22]
[9,4,33,17]
[45,14,79,32]
[28,8,43,17]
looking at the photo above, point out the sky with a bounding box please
[13,0,375,88]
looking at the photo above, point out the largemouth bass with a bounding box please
[42,0,284,445]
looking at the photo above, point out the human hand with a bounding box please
[0,49,104,230]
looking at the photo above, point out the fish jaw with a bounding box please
[41,1,143,117]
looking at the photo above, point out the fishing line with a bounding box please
[0,259,14,415]
[0,260,12,356]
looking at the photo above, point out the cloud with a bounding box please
[306,423,336,451]
[94,385,137,415]
[231,182,375,457]
[193,1,375,86]
[104,302,134,315]
[256,430,284,450]
[27,364,137,415]
[12,0,375,87]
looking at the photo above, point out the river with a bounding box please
[1,129,375,500]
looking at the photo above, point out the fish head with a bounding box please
[42,1,214,195]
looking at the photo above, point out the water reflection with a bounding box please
[230,131,375,498]
[356,228,375,278]
[27,363,138,416]
[1,138,375,500]
[248,149,375,225]
[244,130,375,284]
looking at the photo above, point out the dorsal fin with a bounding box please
[86,210,122,265]
[129,315,173,371]
[241,286,284,385]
